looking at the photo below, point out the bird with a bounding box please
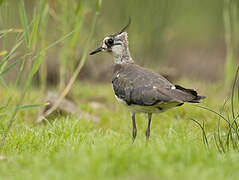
[90,20,205,142]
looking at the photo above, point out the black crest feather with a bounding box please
[113,18,131,36]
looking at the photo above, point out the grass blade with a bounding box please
[189,118,209,149]
[0,38,23,67]
[29,0,47,47]
[23,30,75,93]
[196,105,230,125]
[214,132,222,153]
[19,0,30,49]
[231,66,239,119]
[0,103,49,117]
[0,50,7,56]
[0,29,23,39]
[0,58,21,77]
[217,119,225,153]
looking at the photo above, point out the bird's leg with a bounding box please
[145,113,152,141]
[131,112,137,143]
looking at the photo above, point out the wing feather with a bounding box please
[112,63,203,106]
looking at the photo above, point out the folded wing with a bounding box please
[112,63,205,106]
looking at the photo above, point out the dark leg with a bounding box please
[131,113,137,143]
[145,113,152,141]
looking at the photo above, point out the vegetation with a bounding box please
[224,0,239,85]
[0,0,239,179]
[191,67,239,153]
[0,81,239,180]
[0,0,101,148]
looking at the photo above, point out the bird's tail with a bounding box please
[175,85,205,103]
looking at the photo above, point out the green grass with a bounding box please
[0,0,101,150]
[1,1,238,179]
[0,81,239,180]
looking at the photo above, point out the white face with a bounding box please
[90,32,129,62]
[102,33,126,58]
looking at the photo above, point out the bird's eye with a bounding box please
[107,38,114,45]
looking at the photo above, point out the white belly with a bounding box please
[114,95,172,113]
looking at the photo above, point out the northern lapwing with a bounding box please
[90,20,205,142]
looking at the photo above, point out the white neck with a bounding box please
[114,54,134,64]
[112,45,134,64]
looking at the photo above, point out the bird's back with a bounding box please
[112,62,204,109]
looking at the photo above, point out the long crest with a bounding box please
[112,18,131,36]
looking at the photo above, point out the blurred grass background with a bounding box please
[1,0,238,86]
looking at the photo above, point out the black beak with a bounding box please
[89,46,104,55]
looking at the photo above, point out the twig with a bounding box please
[37,1,101,122]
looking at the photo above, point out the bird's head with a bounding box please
[90,19,132,62]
